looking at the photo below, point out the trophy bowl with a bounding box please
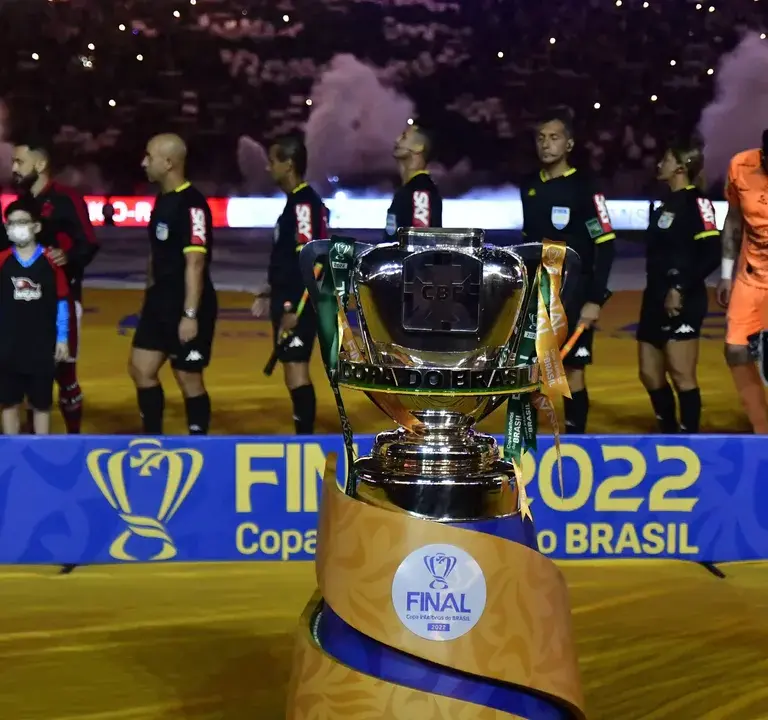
[300,228,580,522]
[352,228,532,432]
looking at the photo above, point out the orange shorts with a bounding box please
[726,278,768,346]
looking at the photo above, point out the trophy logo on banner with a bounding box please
[87,439,203,562]
[423,552,456,590]
[286,228,587,719]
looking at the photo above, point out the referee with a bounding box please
[252,134,328,434]
[637,144,720,433]
[129,133,218,435]
[383,124,442,242]
[520,107,616,434]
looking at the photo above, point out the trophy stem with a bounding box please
[352,427,521,521]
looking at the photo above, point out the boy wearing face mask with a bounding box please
[0,199,71,435]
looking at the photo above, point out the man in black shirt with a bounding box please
[252,134,328,434]
[383,124,443,242]
[520,108,616,434]
[129,133,218,435]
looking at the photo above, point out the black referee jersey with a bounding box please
[520,168,616,306]
[148,181,215,307]
[269,182,329,311]
[383,170,443,242]
[645,185,720,294]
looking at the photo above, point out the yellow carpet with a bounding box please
[3,288,757,719]
[1,561,766,719]
[74,287,746,436]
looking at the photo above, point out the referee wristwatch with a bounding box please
[184,308,198,319]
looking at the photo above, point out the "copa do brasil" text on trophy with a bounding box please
[286,228,586,719]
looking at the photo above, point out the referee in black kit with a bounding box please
[520,108,616,434]
[637,144,720,433]
[129,133,218,435]
[252,134,328,434]
[383,124,443,242]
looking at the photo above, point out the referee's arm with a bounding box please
[586,192,616,305]
[182,206,209,313]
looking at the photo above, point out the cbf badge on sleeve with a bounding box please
[155,222,169,241]
[550,206,570,230]
[658,211,675,229]
[386,213,397,237]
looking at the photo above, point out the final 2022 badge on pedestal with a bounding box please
[285,227,587,719]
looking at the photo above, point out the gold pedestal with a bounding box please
[286,456,586,720]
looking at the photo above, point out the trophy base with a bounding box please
[285,458,586,720]
[354,427,520,521]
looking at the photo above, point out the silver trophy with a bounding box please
[300,227,580,519]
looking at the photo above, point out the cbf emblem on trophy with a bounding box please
[86,439,203,562]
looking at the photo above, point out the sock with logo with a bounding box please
[55,363,83,434]
[677,388,701,433]
[563,389,589,434]
[648,384,678,433]
[137,385,164,434]
[184,393,211,435]
[730,364,768,433]
[290,384,316,435]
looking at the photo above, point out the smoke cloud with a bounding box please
[237,136,273,195]
[237,53,516,199]
[699,32,768,183]
[304,54,414,189]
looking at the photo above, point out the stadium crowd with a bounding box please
[0,0,766,196]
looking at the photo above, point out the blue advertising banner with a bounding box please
[0,434,766,565]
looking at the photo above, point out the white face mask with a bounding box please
[7,225,35,246]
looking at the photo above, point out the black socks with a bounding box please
[564,389,589,434]
[290,384,316,434]
[184,393,211,435]
[137,385,165,434]
[677,388,701,433]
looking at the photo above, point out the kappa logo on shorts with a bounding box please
[412,191,431,227]
[189,208,207,246]
[288,336,304,348]
[185,350,203,362]
[574,347,590,358]
[11,277,42,301]
[675,324,695,334]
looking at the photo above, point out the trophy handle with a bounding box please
[298,239,375,306]
[512,242,582,306]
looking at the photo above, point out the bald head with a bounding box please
[142,133,188,187]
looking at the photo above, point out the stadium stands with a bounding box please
[0,0,765,195]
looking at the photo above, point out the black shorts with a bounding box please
[636,287,707,349]
[132,290,217,372]
[271,303,317,364]
[0,368,55,410]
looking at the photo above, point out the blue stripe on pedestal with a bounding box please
[317,604,571,719]
[450,514,539,551]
